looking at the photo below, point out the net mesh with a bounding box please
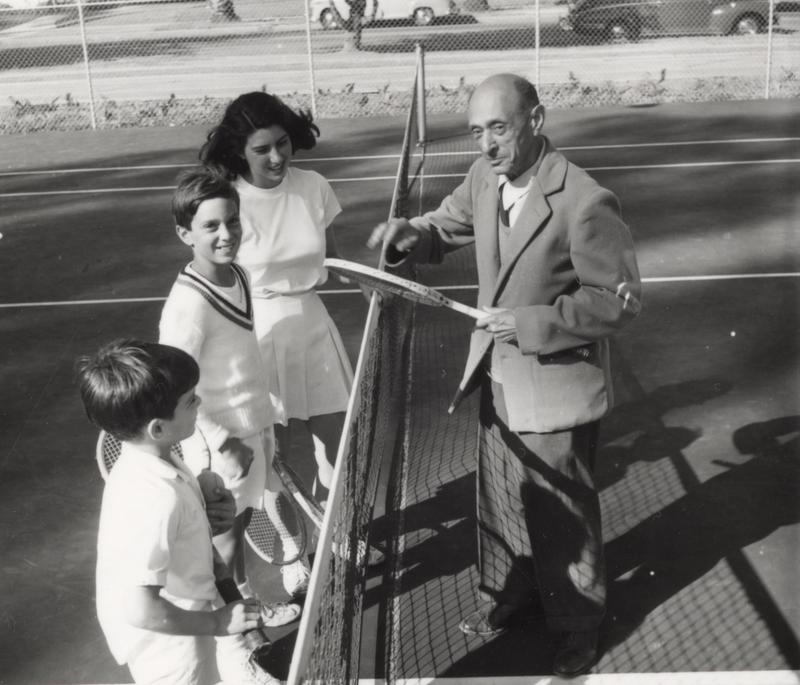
[286,53,422,685]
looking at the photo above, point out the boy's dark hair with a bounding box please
[76,339,199,441]
[199,91,319,179]
[172,167,239,228]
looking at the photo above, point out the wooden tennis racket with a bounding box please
[272,454,386,567]
[94,430,275,680]
[98,428,307,566]
[324,257,482,319]
[273,457,324,530]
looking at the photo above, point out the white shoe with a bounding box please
[281,558,311,598]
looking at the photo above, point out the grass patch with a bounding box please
[2,69,799,134]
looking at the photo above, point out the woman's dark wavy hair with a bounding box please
[199,91,320,178]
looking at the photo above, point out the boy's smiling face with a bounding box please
[177,197,241,274]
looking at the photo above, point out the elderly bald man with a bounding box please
[368,73,641,677]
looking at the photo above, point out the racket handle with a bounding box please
[445,298,483,320]
[215,576,243,604]
[215,577,273,656]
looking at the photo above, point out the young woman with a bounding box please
[200,92,354,597]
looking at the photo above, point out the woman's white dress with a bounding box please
[234,168,353,425]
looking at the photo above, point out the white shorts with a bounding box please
[126,632,218,685]
[127,631,258,685]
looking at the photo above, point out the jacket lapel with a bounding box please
[489,139,567,305]
[474,174,500,302]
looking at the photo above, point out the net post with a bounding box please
[415,43,427,146]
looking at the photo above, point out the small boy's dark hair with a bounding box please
[76,339,199,441]
[172,167,239,228]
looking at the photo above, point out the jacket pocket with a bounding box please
[499,340,611,433]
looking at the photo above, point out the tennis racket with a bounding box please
[324,257,483,319]
[271,454,386,567]
[95,430,275,681]
[98,427,307,566]
[273,457,324,530]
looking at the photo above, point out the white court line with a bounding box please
[3,158,800,199]
[0,176,396,198]
[3,159,799,198]
[0,155,401,177]
[1,273,798,309]
[2,137,799,177]
[53,673,800,685]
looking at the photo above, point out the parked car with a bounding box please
[559,0,778,40]
[311,0,459,29]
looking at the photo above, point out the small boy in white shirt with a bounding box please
[159,168,303,609]
[77,339,278,685]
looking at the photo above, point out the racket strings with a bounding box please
[246,491,306,566]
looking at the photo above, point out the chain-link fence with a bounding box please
[1,0,798,132]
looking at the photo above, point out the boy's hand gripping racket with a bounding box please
[324,257,482,319]
[95,430,276,683]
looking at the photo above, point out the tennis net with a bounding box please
[285,46,426,685]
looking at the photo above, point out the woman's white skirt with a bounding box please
[253,290,353,425]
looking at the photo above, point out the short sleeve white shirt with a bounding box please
[95,444,217,664]
[234,167,341,296]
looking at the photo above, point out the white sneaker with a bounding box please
[281,558,311,597]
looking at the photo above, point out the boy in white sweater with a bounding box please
[159,169,300,620]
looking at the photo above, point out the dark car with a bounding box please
[559,0,778,40]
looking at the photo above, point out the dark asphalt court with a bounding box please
[1,98,798,683]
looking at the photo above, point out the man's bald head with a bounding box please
[468,74,545,179]
[470,74,540,118]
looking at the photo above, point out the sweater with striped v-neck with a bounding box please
[159,263,276,450]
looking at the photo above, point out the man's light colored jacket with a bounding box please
[392,138,642,433]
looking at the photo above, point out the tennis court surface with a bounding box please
[1,96,799,684]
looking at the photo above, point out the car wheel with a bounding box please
[607,18,638,41]
[320,8,341,29]
[413,7,435,25]
[731,13,763,34]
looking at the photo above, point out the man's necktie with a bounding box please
[498,183,511,227]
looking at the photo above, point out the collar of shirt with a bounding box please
[497,141,547,214]
[118,442,194,483]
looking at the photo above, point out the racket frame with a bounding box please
[324,257,483,319]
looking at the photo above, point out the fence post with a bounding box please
[304,0,318,118]
[534,0,540,88]
[415,43,426,145]
[76,0,97,129]
[764,0,775,99]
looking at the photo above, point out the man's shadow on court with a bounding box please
[442,415,800,676]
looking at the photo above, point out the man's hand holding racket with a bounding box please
[366,217,421,253]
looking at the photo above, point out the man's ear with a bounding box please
[531,104,545,136]
[145,418,164,441]
[176,224,194,247]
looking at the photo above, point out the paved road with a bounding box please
[1,0,798,107]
